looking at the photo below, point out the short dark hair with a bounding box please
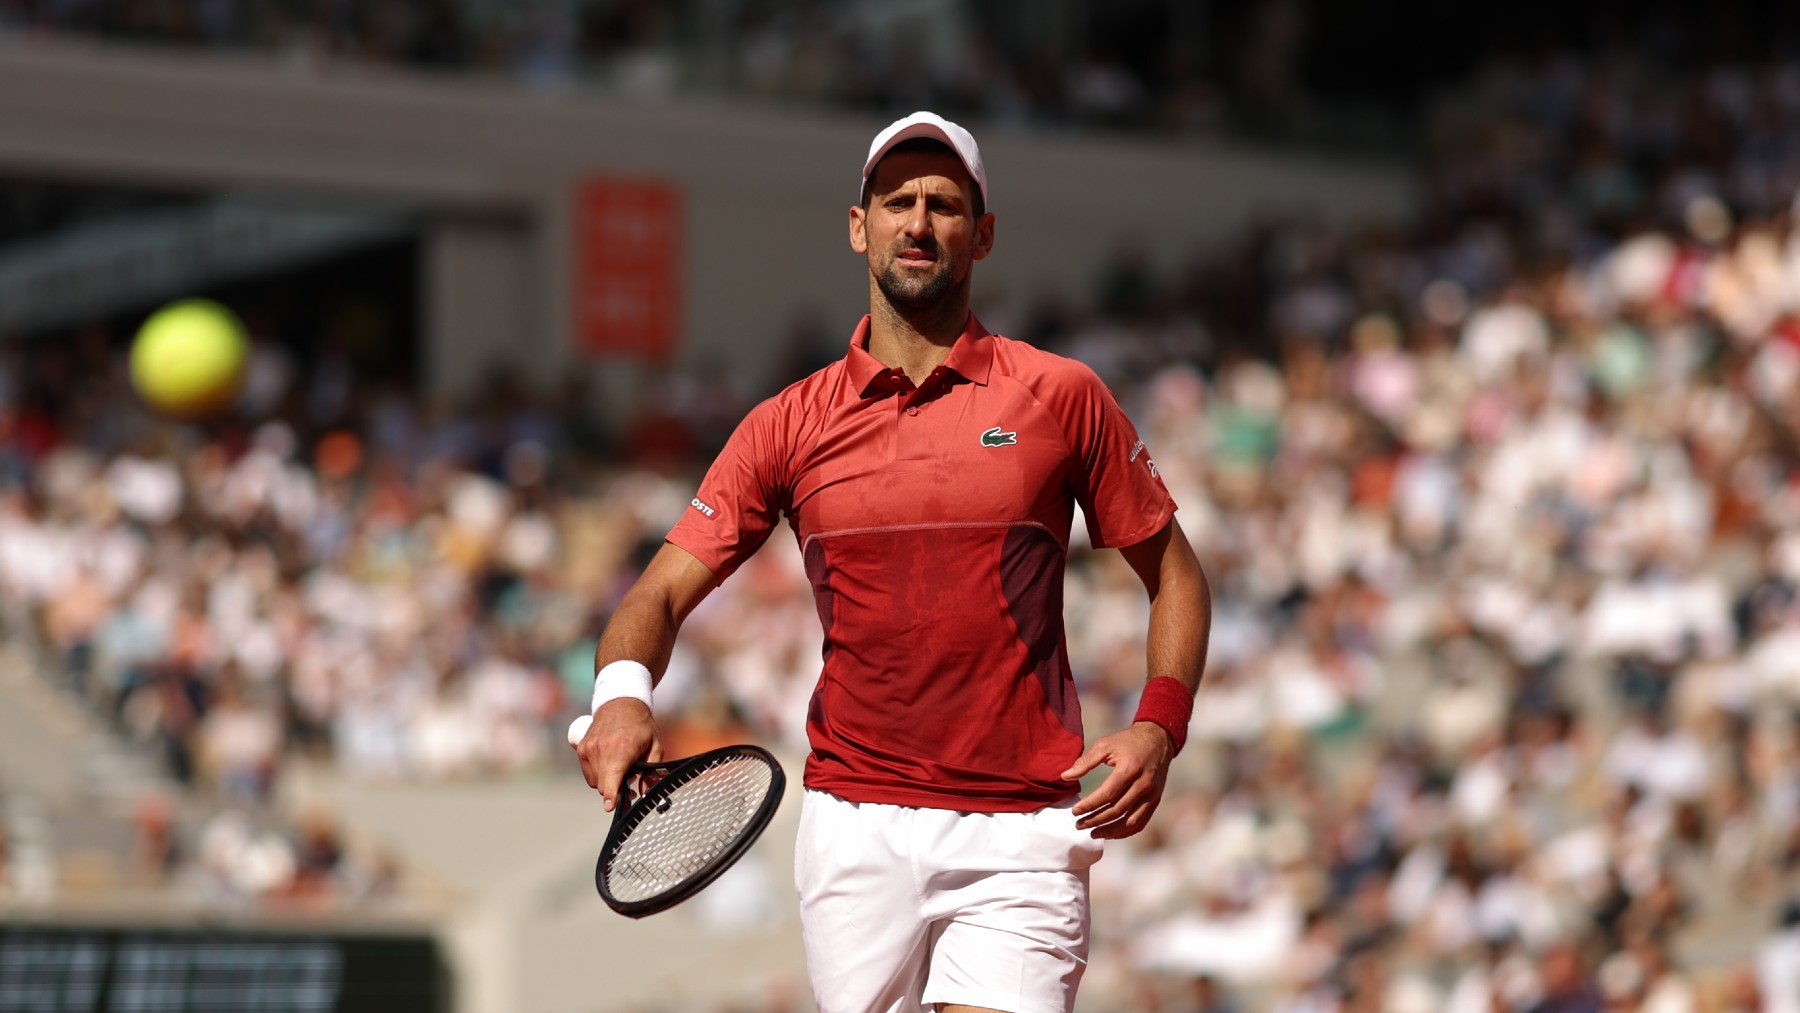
[861,137,985,219]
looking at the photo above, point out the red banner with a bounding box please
[573,176,682,362]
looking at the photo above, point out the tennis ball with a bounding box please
[130,298,249,418]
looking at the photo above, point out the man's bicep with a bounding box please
[1117,517,1202,595]
[639,541,723,622]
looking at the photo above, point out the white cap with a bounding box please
[861,111,988,210]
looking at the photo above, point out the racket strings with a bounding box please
[604,755,775,902]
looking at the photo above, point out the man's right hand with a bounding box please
[570,699,663,812]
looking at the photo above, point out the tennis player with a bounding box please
[572,110,1211,1013]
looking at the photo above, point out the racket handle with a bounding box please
[567,714,593,746]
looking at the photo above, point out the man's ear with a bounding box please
[972,212,996,262]
[848,205,869,255]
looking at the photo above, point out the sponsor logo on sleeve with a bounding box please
[1129,439,1159,478]
[690,497,718,518]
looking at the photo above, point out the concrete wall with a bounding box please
[0,38,1414,409]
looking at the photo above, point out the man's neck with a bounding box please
[866,289,969,387]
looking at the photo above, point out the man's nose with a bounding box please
[901,200,931,239]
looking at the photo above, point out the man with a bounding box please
[573,111,1210,1013]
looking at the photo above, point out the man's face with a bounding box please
[850,150,994,311]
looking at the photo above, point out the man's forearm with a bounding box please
[1068,521,1211,833]
[589,543,721,696]
[593,582,684,688]
[1116,519,1212,695]
[1145,547,1210,694]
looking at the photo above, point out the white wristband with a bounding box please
[590,659,654,714]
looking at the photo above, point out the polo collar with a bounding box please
[846,313,995,397]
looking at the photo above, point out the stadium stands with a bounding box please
[7,11,1800,1012]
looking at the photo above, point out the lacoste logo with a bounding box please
[690,497,717,518]
[980,427,1018,447]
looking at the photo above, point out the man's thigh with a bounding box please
[921,800,1099,1013]
[794,791,933,1013]
[796,792,1099,1013]
[921,864,1092,1013]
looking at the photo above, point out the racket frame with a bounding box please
[595,744,786,918]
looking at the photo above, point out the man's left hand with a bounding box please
[1061,721,1173,839]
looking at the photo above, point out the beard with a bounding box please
[874,237,965,311]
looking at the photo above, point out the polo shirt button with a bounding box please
[906,407,920,416]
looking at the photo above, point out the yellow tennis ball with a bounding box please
[130,299,249,418]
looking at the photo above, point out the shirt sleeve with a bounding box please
[1060,364,1176,549]
[664,397,788,584]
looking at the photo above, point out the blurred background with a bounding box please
[4,1,1800,1010]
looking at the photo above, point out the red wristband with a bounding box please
[1132,676,1193,756]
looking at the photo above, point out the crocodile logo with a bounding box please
[980,426,1018,447]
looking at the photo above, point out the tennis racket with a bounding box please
[566,715,786,918]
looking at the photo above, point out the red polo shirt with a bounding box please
[666,315,1175,811]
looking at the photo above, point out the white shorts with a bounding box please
[794,789,1103,1013]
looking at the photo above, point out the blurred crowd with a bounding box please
[0,0,1231,134]
[8,36,1800,1013]
[1068,47,1800,1012]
